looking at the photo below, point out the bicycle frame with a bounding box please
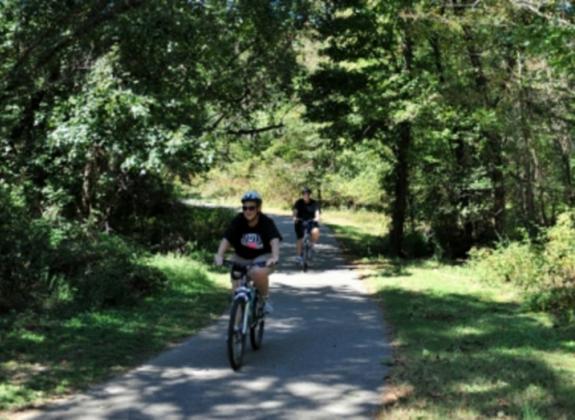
[223,259,268,370]
[234,283,253,335]
[301,220,314,270]
[226,260,264,333]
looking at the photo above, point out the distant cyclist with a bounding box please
[293,186,320,263]
[214,191,281,313]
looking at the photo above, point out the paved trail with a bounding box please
[26,214,390,420]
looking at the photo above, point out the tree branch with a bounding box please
[225,124,284,136]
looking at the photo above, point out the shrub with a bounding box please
[55,232,167,308]
[538,212,575,322]
[469,241,542,289]
[0,183,167,312]
[469,212,575,323]
[0,185,57,312]
[117,199,236,255]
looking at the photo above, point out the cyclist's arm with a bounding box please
[214,238,231,265]
[292,208,299,222]
[267,238,280,266]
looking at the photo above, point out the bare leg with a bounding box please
[296,238,303,256]
[311,227,320,245]
[250,267,271,298]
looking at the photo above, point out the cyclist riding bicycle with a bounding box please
[214,191,282,314]
[293,186,320,264]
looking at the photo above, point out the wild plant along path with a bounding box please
[27,214,390,419]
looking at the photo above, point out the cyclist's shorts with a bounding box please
[229,253,275,281]
[294,220,319,240]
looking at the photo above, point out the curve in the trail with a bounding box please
[25,213,391,420]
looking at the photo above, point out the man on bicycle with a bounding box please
[214,191,281,313]
[293,186,320,264]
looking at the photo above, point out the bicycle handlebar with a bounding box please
[221,259,275,269]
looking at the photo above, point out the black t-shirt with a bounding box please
[224,213,283,259]
[293,198,320,221]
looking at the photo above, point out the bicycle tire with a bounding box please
[303,237,310,272]
[227,298,246,370]
[250,293,265,350]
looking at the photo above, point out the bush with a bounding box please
[0,185,58,312]
[469,212,575,323]
[56,232,167,308]
[469,241,542,289]
[538,212,575,322]
[0,183,167,312]
[117,199,236,255]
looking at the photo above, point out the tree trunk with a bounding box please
[463,26,506,237]
[390,121,411,256]
[389,26,414,257]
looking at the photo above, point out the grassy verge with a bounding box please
[0,254,229,415]
[324,213,575,419]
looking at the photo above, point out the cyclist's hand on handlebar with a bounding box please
[214,254,224,266]
[266,257,278,267]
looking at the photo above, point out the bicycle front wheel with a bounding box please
[250,293,265,350]
[303,239,310,272]
[227,298,246,371]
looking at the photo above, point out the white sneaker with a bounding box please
[264,300,274,314]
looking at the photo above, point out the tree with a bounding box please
[0,0,308,226]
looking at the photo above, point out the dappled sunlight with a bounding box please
[23,214,390,419]
[376,284,575,418]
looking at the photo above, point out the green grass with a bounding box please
[0,254,229,414]
[325,214,575,420]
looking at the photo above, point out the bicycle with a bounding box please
[300,220,314,272]
[223,260,267,371]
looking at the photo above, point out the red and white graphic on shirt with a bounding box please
[241,233,264,250]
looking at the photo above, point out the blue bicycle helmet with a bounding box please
[241,190,262,205]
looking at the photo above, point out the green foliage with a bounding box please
[43,49,212,225]
[118,201,236,257]
[0,182,168,313]
[328,211,575,419]
[197,107,390,209]
[469,241,543,289]
[322,143,390,209]
[0,184,56,312]
[538,212,575,322]
[299,0,575,257]
[0,0,303,315]
[56,232,167,309]
[1,0,306,230]
[0,254,228,412]
[470,212,575,323]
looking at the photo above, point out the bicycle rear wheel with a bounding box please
[250,293,265,350]
[227,298,246,370]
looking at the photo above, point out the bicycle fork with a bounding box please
[234,286,252,335]
[242,301,251,335]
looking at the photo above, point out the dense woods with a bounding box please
[302,0,575,257]
[0,0,307,312]
[1,1,574,319]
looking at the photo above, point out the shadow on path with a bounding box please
[28,214,390,420]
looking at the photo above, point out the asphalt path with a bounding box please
[25,213,391,420]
